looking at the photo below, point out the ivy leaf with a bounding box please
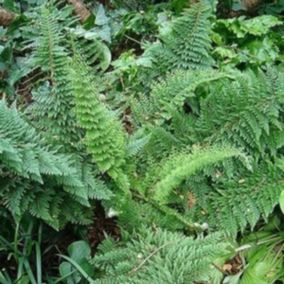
[95,25,111,43]
[95,4,109,26]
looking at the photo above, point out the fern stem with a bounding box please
[133,192,204,232]
[129,241,175,276]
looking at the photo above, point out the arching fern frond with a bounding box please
[150,69,229,120]
[69,28,112,72]
[151,145,244,204]
[0,100,73,182]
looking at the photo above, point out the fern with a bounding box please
[144,1,214,75]
[0,100,71,182]
[144,126,181,160]
[69,28,112,72]
[151,145,244,204]
[200,162,284,235]
[70,56,129,190]
[92,228,230,283]
[195,68,284,158]
[134,67,284,236]
[27,4,81,150]
[149,69,229,120]
[130,69,230,159]
[126,131,150,158]
[0,100,111,228]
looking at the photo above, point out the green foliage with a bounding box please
[200,163,284,235]
[151,145,243,204]
[0,100,66,182]
[212,15,284,67]
[26,4,80,149]
[217,15,282,37]
[239,230,284,284]
[70,56,129,190]
[194,68,284,157]
[241,248,283,283]
[0,219,43,284]
[0,100,111,227]
[59,240,94,283]
[26,3,113,149]
[149,68,229,120]
[91,228,230,283]
[2,0,284,282]
[279,183,284,214]
[144,1,214,75]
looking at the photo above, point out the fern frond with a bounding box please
[150,69,229,120]
[0,100,108,228]
[92,228,230,283]
[202,162,284,235]
[27,5,81,149]
[70,56,129,190]
[69,28,112,72]
[0,100,65,180]
[80,162,113,200]
[144,1,214,75]
[126,131,150,158]
[152,145,244,204]
[195,68,284,158]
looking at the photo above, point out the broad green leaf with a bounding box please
[67,240,91,263]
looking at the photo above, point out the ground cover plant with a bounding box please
[1,0,284,283]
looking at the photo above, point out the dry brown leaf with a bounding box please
[187,192,197,209]
[67,0,91,22]
[0,8,15,27]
